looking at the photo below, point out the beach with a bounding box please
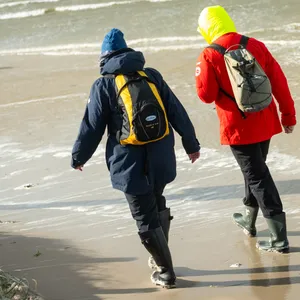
[1,0,300,299]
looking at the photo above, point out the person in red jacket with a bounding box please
[195,5,296,253]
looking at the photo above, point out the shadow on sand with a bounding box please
[0,232,157,299]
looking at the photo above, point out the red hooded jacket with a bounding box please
[195,32,296,145]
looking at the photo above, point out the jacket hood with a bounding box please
[197,5,236,44]
[100,49,145,75]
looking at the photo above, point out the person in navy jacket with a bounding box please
[71,28,200,288]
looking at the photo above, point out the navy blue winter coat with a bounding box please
[71,49,200,195]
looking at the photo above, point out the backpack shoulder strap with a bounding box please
[240,35,249,47]
[207,36,249,120]
[207,35,249,54]
[206,43,226,55]
[115,73,153,99]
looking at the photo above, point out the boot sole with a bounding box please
[152,282,176,289]
[256,244,290,254]
[151,279,176,289]
[233,220,256,237]
[151,273,176,289]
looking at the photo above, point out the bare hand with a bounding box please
[283,126,295,134]
[75,165,84,171]
[188,152,200,163]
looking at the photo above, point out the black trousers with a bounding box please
[230,140,283,218]
[125,185,167,233]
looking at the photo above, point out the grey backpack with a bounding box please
[208,36,272,116]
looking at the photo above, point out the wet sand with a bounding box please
[1,193,300,300]
[1,54,300,299]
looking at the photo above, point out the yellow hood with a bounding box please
[197,5,236,44]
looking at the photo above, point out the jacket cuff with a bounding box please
[182,137,201,154]
[71,157,83,169]
[281,114,296,126]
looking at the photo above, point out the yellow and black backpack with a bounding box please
[114,71,169,145]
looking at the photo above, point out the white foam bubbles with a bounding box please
[175,147,300,175]
[246,23,300,35]
[0,37,204,56]
[53,152,70,158]
[0,9,46,20]
[55,1,132,12]
[0,93,86,108]
[0,0,59,9]
[128,36,203,45]
[1,35,300,57]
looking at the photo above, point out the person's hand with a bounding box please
[188,151,200,163]
[283,125,295,134]
[75,165,84,171]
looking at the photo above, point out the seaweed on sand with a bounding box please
[0,269,44,300]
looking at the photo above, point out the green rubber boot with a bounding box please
[233,206,259,237]
[256,212,289,253]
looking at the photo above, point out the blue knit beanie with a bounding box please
[101,28,127,56]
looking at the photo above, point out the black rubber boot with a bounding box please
[233,206,259,237]
[256,212,289,253]
[159,208,173,241]
[148,208,173,270]
[139,227,176,289]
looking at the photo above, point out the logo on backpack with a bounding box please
[114,71,169,145]
[208,36,272,114]
[145,115,157,122]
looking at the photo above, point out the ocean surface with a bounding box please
[1,0,300,238]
